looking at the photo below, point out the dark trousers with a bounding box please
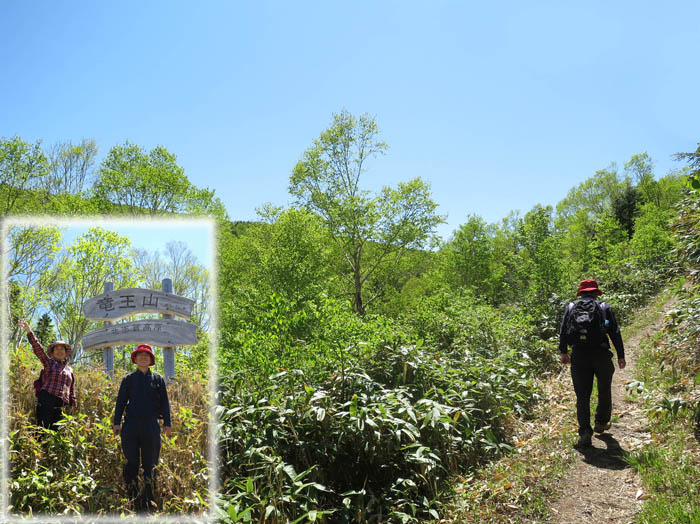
[570,348,615,435]
[121,417,161,485]
[36,390,65,431]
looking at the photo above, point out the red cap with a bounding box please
[131,344,155,366]
[577,279,603,296]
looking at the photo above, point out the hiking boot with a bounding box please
[576,431,593,447]
[126,480,139,501]
[594,422,611,433]
[143,476,157,513]
[126,480,144,512]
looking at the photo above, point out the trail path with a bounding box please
[549,298,675,524]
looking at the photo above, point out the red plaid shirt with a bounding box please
[27,332,76,407]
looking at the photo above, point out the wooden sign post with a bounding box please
[83,280,198,383]
[103,282,114,380]
[161,278,175,384]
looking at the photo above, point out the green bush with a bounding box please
[216,293,548,522]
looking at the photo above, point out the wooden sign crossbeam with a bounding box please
[82,319,198,351]
[83,288,194,321]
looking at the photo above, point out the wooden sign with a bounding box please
[82,319,198,351]
[83,288,194,321]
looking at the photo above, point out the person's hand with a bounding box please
[18,319,31,334]
[560,353,571,365]
[113,424,121,436]
[163,426,172,436]
[618,359,626,369]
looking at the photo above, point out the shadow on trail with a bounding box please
[575,433,630,470]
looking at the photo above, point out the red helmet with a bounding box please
[577,279,603,296]
[130,344,155,366]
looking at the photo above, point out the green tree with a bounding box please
[0,136,49,215]
[555,166,625,225]
[46,139,98,196]
[630,203,675,269]
[133,241,210,329]
[93,142,192,215]
[6,226,63,347]
[624,152,659,206]
[673,142,700,190]
[589,214,628,274]
[164,241,210,329]
[516,205,565,329]
[289,110,443,314]
[611,181,641,238]
[50,227,140,362]
[441,215,506,303]
[183,186,229,219]
[34,313,56,346]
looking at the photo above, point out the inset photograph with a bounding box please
[2,218,215,521]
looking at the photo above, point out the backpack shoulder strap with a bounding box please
[598,301,608,317]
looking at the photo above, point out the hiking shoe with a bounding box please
[576,432,592,447]
[594,422,611,433]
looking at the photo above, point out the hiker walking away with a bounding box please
[559,280,626,447]
[113,344,172,513]
[17,319,77,431]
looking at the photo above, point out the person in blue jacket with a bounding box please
[113,344,172,512]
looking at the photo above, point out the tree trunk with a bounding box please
[353,261,365,315]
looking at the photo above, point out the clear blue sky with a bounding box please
[2,1,699,241]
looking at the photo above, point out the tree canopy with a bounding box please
[289,110,443,314]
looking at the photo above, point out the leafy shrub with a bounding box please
[217,309,547,523]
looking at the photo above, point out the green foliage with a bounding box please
[7,226,63,347]
[440,215,506,303]
[514,205,567,333]
[220,294,389,385]
[94,141,191,214]
[6,128,697,521]
[0,135,49,215]
[217,328,545,523]
[674,142,700,191]
[50,227,141,361]
[46,139,98,196]
[611,181,641,238]
[289,110,444,314]
[630,203,676,269]
[588,213,628,273]
[93,141,224,218]
[555,165,625,225]
[671,193,700,282]
[34,313,56,347]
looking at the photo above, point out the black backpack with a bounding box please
[564,299,607,347]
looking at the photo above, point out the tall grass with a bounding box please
[8,343,210,517]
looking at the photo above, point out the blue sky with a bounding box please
[2,1,699,241]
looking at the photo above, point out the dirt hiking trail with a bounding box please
[549,298,676,524]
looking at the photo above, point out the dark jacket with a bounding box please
[113,369,171,427]
[558,297,625,360]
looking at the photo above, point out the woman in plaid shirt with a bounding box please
[18,319,77,430]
